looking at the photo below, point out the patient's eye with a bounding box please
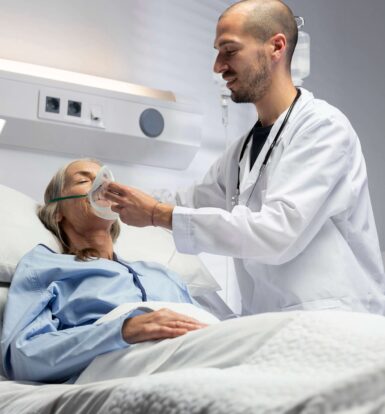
[72,171,95,186]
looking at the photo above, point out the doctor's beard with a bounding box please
[229,50,272,104]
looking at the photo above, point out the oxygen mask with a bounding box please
[87,166,119,221]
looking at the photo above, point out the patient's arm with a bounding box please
[3,306,140,383]
[4,308,204,383]
[122,308,206,343]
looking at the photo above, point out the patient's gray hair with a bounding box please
[37,158,120,260]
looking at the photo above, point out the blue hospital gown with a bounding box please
[1,244,194,383]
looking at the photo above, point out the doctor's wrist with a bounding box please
[152,202,174,230]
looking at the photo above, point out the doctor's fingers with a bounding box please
[106,181,129,196]
[106,182,152,200]
[106,183,156,206]
[104,183,130,203]
[105,188,144,209]
[104,190,126,205]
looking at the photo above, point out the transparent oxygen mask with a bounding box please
[88,166,120,221]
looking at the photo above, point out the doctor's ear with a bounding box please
[269,33,287,63]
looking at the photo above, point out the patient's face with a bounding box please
[58,160,108,229]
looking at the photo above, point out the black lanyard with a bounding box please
[233,88,302,205]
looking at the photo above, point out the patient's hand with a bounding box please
[122,308,207,343]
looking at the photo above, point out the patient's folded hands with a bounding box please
[122,308,207,343]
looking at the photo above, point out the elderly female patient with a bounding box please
[1,158,295,385]
[0,159,209,383]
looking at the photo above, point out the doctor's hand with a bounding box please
[105,182,174,229]
[122,308,207,343]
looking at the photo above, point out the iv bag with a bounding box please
[291,17,310,86]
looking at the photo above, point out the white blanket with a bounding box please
[74,311,385,412]
[2,311,385,413]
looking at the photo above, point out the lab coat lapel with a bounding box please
[238,88,314,203]
[226,132,250,209]
[238,122,277,201]
[238,136,267,207]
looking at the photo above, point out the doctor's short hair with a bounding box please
[221,0,298,69]
[37,158,120,261]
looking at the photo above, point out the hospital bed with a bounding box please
[1,183,385,413]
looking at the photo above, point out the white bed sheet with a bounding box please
[2,311,385,413]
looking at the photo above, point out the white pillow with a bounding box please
[0,285,9,377]
[114,226,220,296]
[0,184,220,295]
[0,185,61,283]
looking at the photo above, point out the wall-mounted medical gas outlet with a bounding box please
[38,88,105,129]
[45,96,60,114]
[0,58,202,170]
[67,100,82,117]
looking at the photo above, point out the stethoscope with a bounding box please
[231,88,302,207]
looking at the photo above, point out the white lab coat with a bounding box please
[172,88,385,315]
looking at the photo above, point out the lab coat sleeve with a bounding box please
[172,114,352,264]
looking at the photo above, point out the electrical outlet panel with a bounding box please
[38,88,105,129]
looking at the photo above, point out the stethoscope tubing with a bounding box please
[232,88,302,207]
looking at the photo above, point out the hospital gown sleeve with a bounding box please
[172,113,353,264]
[1,266,141,383]
[9,310,135,383]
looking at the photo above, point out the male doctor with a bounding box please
[106,0,385,315]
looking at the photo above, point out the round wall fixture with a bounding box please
[139,108,165,138]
